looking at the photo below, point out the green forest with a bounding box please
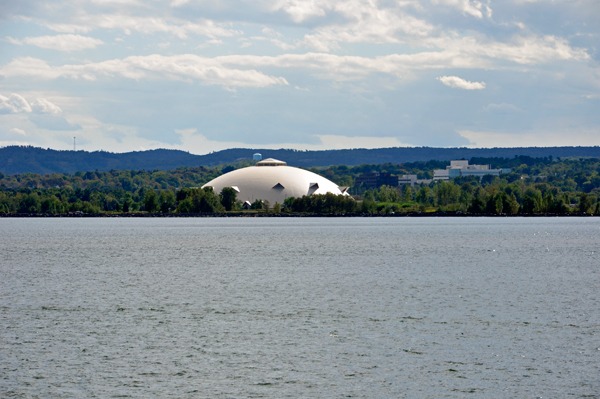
[2,145,600,174]
[1,156,599,215]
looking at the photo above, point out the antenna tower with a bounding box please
[74,137,76,151]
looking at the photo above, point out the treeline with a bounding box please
[312,156,600,194]
[0,165,237,192]
[1,156,599,215]
[1,179,598,215]
[2,156,600,194]
[361,180,598,214]
[3,145,600,174]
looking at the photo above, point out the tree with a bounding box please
[415,186,431,205]
[578,193,593,213]
[18,193,40,213]
[41,196,62,214]
[219,187,237,211]
[468,187,487,213]
[144,189,159,213]
[283,197,294,211]
[403,185,412,203]
[273,202,282,213]
[177,197,194,213]
[361,199,376,214]
[434,181,460,206]
[506,193,520,214]
[159,190,176,213]
[542,191,554,213]
[251,199,263,209]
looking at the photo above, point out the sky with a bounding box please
[0,0,599,154]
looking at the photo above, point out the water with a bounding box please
[1,217,599,398]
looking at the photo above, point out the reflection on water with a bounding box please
[1,217,599,398]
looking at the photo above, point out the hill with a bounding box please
[1,145,600,175]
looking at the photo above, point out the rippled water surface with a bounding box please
[1,217,599,398]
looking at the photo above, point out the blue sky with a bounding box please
[1,0,599,154]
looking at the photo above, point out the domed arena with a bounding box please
[202,158,349,205]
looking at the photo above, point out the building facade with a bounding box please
[433,160,509,181]
[355,172,399,188]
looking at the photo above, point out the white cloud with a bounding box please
[458,35,589,65]
[24,34,104,51]
[10,128,27,136]
[459,128,600,147]
[44,24,92,34]
[250,36,294,50]
[31,98,63,114]
[437,76,486,89]
[0,33,588,88]
[30,115,82,131]
[45,15,240,40]
[0,140,31,147]
[294,3,435,50]
[316,134,411,149]
[270,0,329,23]
[218,52,488,81]
[431,0,489,19]
[4,36,23,45]
[0,93,32,114]
[140,130,411,154]
[0,55,290,88]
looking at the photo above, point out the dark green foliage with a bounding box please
[219,187,237,211]
[176,187,223,213]
[144,190,159,213]
[0,155,599,215]
[251,199,264,209]
[3,145,600,175]
[18,193,40,213]
[578,193,593,213]
[159,190,176,213]
[221,165,236,174]
[287,193,359,214]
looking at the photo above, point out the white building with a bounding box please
[397,174,418,186]
[433,160,507,181]
[202,158,349,205]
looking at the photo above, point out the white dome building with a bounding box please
[202,158,349,205]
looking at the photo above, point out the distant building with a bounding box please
[356,172,430,188]
[202,158,349,205]
[397,174,417,186]
[355,172,379,188]
[355,172,398,188]
[433,160,509,181]
[253,153,262,161]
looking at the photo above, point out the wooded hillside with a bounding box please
[2,145,600,175]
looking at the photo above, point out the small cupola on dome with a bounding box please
[256,158,287,166]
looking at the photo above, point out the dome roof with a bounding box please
[202,159,349,204]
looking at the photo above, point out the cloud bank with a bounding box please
[437,76,486,90]
[0,0,597,152]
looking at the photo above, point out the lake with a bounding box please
[1,217,599,398]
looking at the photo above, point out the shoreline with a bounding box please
[1,212,597,218]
